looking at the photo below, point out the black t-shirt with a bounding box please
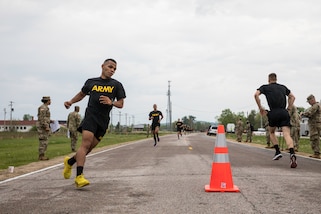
[149,110,163,125]
[258,82,290,110]
[176,121,183,130]
[82,77,126,120]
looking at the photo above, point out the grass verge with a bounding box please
[0,131,150,170]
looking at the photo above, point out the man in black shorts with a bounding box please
[254,73,297,168]
[149,104,163,146]
[176,118,183,139]
[63,58,126,187]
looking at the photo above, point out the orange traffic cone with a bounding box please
[205,125,240,192]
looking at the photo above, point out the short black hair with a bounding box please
[268,73,277,81]
[104,58,117,64]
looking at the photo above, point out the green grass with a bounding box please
[226,133,314,154]
[0,131,151,170]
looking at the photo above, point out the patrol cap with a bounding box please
[307,94,315,101]
[41,96,51,102]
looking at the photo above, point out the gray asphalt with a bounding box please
[0,133,320,214]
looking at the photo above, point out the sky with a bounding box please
[1,0,321,126]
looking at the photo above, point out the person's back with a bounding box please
[254,73,297,168]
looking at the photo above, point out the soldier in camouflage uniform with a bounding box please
[288,105,300,152]
[245,121,253,143]
[36,96,52,161]
[67,106,81,152]
[236,118,243,142]
[301,94,321,159]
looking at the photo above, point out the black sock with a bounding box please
[76,166,84,176]
[274,145,280,153]
[289,148,295,154]
[153,134,156,142]
[68,157,76,166]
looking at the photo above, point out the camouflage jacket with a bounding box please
[288,106,300,128]
[37,104,50,129]
[67,111,81,131]
[302,102,321,125]
[236,120,243,132]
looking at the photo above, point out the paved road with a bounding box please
[0,133,320,214]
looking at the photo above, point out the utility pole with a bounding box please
[9,101,14,131]
[3,108,6,130]
[118,111,122,132]
[167,81,172,130]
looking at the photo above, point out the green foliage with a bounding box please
[217,109,236,126]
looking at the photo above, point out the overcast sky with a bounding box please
[1,0,321,126]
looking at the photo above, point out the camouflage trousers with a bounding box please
[236,131,242,142]
[246,132,252,142]
[69,130,78,151]
[37,128,49,155]
[290,126,300,149]
[309,124,321,155]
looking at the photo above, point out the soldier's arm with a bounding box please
[64,91,86,109]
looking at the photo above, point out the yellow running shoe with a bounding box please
[75,174,90,188]
[63,156,72,179]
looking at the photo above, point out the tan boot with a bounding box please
[309,154,320,159]
[39,154,49,161]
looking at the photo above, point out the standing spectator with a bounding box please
[67,106,81,152]
[300,94,321,159]
[288,105,300,152]
[254,73,297,168]
[236,118,243,142]
[176,118,184,139]
[245,121,253,143]
[149,104,163,146]
[63,58,126,188]
[37,96,52,161]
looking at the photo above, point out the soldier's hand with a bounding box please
[64,101,72,109]
[99,95,112,105]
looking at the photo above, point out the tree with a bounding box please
[23,114,33,121]
[217,109,237,127]
[182,115,196,130]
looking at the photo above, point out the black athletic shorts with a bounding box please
[267,108,291,128]
[151,123,160,131]
[77,113,110,141]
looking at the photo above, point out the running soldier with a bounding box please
[63,58,126,188]
[254,73,297,168]
[176,118,183,139]
[149,104,163,146]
